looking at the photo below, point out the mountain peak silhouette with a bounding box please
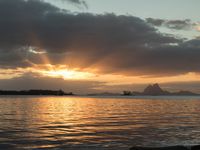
[143,83,168,95]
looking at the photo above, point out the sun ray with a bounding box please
[28,32,52,68]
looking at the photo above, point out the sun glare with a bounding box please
[40,69,94,80]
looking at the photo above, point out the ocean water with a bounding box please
[0,96,200,150]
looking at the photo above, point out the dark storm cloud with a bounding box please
[0,0,200,76]
[63,0,88,8]
[146,18,194,30]
[146,18,164,26]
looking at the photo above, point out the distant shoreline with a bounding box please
[0,90,74,96]
[0,83,199,96]
[129,145,200,150]
[0,92,199,97]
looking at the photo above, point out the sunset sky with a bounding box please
[0,0,200,93]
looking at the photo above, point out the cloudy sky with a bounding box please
[0,0,200,94]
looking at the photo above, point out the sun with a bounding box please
[40,69,94,80]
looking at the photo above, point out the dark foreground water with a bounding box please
[0,96,200,150]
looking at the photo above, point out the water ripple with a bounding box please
[0,96,200,149]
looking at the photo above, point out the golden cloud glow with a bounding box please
[0,68,25,79]
[196,25,200,31]
[0,65,94,80]
[1,64,200,86]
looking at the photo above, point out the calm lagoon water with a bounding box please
[0,96,200,150]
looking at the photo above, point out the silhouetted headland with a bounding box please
[0,89,74,96]
[130,145,200,150]
[123,83,198,96]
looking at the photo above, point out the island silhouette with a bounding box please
[0,89,73,96]
[123,83,198,96]
[129,145,200,150]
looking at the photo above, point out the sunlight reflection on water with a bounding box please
[0,96,200,149]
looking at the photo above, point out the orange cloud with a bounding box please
[197,26,200,31]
